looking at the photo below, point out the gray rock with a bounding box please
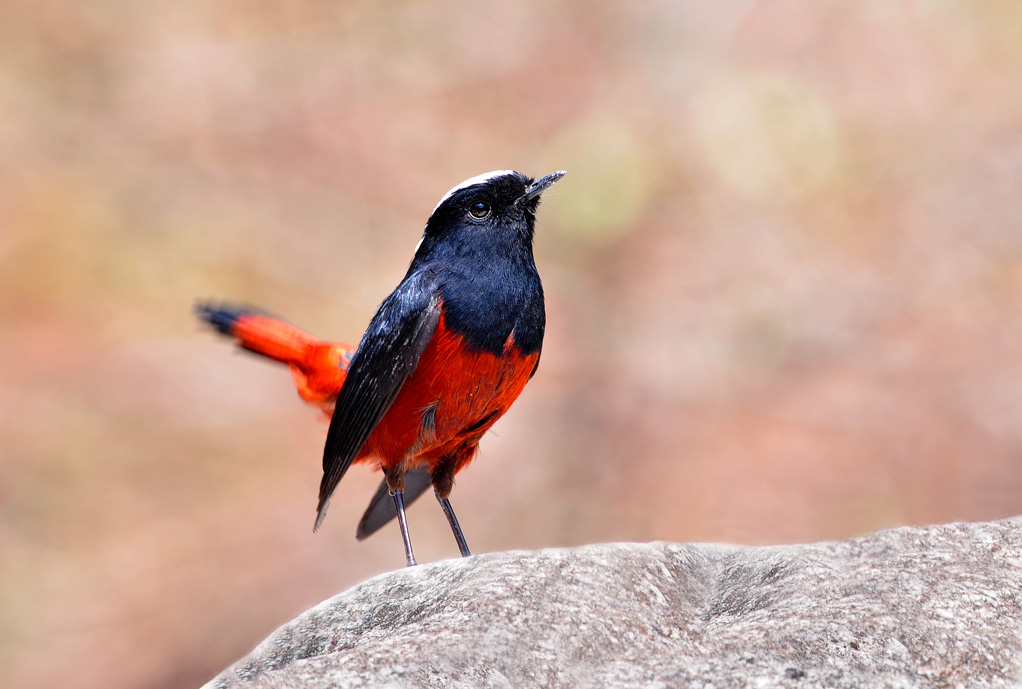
[206,519,1022,688]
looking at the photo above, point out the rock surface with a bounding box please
[206,519,1022,688]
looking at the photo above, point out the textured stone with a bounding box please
[206,519,1022,688]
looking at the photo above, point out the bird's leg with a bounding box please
[386,467,417,567]
[432,460,471,557]
[391,491,416,567]
[436,490,471,557]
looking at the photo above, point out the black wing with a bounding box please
[314,272,441,530]
[355,467,433,540]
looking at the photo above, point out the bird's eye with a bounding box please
[469,202,491,219]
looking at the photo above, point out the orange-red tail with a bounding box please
[196,303,355,418]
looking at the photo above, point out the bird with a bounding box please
[197,170,564,565]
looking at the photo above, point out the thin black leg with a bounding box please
[435,488,471,557]
[391,490,417,567]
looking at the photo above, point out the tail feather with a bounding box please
[195,302,316,364]
[195,302,261,336]
[195,301,355,414]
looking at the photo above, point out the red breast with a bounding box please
[358,312,539,472]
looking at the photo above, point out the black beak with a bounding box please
[518,170,566,205]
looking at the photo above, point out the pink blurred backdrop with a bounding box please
[3,2,1022,687]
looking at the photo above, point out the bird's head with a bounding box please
[415,170,565,259]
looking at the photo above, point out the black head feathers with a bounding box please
[418,170,565,250]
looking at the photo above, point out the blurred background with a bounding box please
[3,1,1022,687]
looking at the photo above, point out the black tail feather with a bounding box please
[194,301,269,336]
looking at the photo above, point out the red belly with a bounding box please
[358,314,538,474]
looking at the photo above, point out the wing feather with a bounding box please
[314,272,441,530]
